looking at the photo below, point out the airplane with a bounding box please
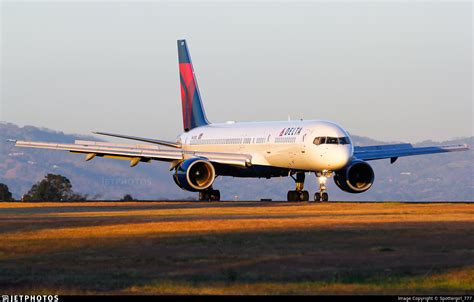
[12,40,469,202]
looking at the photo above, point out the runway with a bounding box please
[0,201,473,294]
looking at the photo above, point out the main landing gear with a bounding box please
[287,171,332,202]
[314,171,331,202]
[199,188,220,201]
[287,172,309,202]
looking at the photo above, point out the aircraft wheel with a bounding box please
[300,191,309,202]
[210,190,221,201]
[199,191,210,201]
[314,192,321,202]
[322,192,329,202]
[287,190,298,202]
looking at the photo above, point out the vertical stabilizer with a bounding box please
[178,40,209,131]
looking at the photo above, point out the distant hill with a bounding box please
[0,122,187,200]
[0,122,472,201]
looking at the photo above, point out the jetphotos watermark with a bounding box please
[101,177,152,187]
[2,296,58,302]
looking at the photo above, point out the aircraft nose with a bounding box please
[326,145,352,170]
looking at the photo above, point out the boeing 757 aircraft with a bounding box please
[13,40,469,201]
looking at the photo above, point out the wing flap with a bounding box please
[354,143,469,161]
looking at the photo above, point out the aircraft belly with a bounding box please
[213,163,290,178]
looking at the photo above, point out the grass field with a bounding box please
[0,201,473,295]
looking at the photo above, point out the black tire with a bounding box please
[199,191,209,201]
[314,192,321,202]
[287,190,298,202]
[322,192,329,202]
[300,191,309,202]
[211,190,221,201]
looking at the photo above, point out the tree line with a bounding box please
[0,174,134,202]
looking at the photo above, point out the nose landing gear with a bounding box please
[314,171,331,202]
[287,172,309,202]
[314,192,328,202]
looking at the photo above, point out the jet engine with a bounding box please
[173,158,216,192]
[334,160,374,193]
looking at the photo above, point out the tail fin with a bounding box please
[178,39,209,132]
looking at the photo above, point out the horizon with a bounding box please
[1,120,471,145]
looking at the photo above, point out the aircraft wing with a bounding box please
[354,143,469,163]
[92,131,181,148]
[13,140,252,167]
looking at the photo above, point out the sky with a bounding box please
[1,0,472,143]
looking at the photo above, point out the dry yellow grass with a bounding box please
[0,201,473,294]
[127,266,474,295]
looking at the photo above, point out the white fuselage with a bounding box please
[179,120,353,172]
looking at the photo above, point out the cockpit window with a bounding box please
[313,137,325,145]
[313,136,351,145]
[338,137,350,145]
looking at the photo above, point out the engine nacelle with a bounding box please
[173,158,216,192]
[334,160,375,193]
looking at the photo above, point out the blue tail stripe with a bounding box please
[191,89,208,129]
[178,40,191,64]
